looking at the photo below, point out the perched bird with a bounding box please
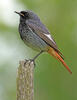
[15,10,72,74]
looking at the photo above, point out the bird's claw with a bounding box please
[24,59,36,67]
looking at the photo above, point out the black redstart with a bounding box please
[15,10,72,74]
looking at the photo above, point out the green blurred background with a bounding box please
[0,0,77,100]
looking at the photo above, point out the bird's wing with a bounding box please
[26,19,64,58]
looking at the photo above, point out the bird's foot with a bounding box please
[24,59,36,67]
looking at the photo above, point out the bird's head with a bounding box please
[15,10,40,22]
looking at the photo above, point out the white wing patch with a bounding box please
[45,34,56,44]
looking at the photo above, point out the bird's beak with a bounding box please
[14,11,24,16]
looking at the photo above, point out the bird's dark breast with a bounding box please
[19,23,28,40]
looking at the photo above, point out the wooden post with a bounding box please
[17,60,34,100]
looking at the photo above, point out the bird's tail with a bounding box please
[48,47,72,74]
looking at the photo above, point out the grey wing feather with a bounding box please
[26,19,50,34]
[26,20,58,49]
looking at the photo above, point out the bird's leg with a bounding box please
[24,51,43,66]
[32,50,44,61]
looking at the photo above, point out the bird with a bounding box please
[15,10,72,74]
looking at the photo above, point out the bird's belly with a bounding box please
[20,29,48,51]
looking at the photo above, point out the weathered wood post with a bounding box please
[17,60,34,100]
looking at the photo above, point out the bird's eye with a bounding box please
[20,11,29,19]
[20,11,25,16]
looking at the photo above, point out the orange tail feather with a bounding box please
[48,47,72,74]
